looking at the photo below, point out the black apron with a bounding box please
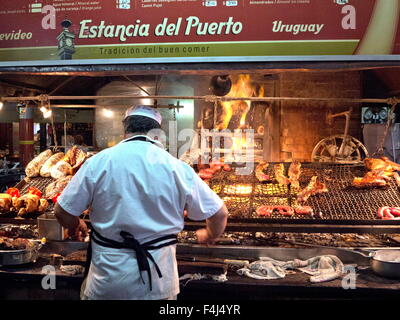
[83,135,178,291]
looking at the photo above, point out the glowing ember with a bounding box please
[222,196,250,204]
[224,184,253,195]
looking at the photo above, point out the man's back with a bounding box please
[61,138,194,243]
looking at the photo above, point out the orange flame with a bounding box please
[217,74,264,130]
[215,74,264,153]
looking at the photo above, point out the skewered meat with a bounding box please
[255,162,271,182]
[45,175,73,199]
[288,160,301,189]
[25,150,53,178]
[0,194,12,212]
[40,152,65,177]
[50,160,73,179]
[274,163,290,185]
[297,176,328,203]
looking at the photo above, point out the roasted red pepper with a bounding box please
[52,193,61,203]
[27,187,42,197]
[6,188,20,198]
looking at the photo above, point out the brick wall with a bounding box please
[278,71,362,161]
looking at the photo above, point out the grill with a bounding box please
[15,177,54,196]
[182,162,400,234]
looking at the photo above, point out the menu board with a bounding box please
[0,0,399,65]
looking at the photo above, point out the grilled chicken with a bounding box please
[0,194,12,212]
[352,170,389,188]
[353,157,399,189]
[12,194,48,217]
[255,162,271,182]
[288,160,302,189]
[364,157,400,172]
[274,163,290,185]
[297,176,328,203]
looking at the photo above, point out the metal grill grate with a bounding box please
[209,163,400,221]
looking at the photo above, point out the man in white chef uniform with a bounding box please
[54,105,228,300]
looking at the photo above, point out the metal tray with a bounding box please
[0,241,43,266]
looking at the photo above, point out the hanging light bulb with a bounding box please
[0,100,4,110]
[43,109,52,118]
[40,101,52,118]
[103,108,114,118]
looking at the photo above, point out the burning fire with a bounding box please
[217,74,265,130]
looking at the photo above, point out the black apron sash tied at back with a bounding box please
[83,135,178,291]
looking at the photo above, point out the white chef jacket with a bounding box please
[57,135,223,300]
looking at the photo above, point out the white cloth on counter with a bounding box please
[179,272,228,286]
[237,255,345,283]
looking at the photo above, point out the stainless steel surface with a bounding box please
[176,243,372,266]
[260,242,400,279]
[40,240,88,256]
[0,241,42,266]
[370,249,400,279]
[38,213,64,241]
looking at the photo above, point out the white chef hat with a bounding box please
[124,105,162,125]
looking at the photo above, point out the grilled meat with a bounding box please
[365,157,400,172]
[352,170,389,188]
[288,160,302,189]
[293,205,314,216]
[393,172,400,188]
[0,237,34,250]
[256,205,313,216]
[45,175,73,199]
[66,146,87,175]
[274,163,290,185]
[50,160,73,179]
[297,176,328,203]
[12,194,48,217]
[25,150,53,178]
[377,207,400,220]
[40,152,65,177]
[255,162,271,182]
[352,157,398,189]
[0,194,12,212]
[256,205,275,217]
